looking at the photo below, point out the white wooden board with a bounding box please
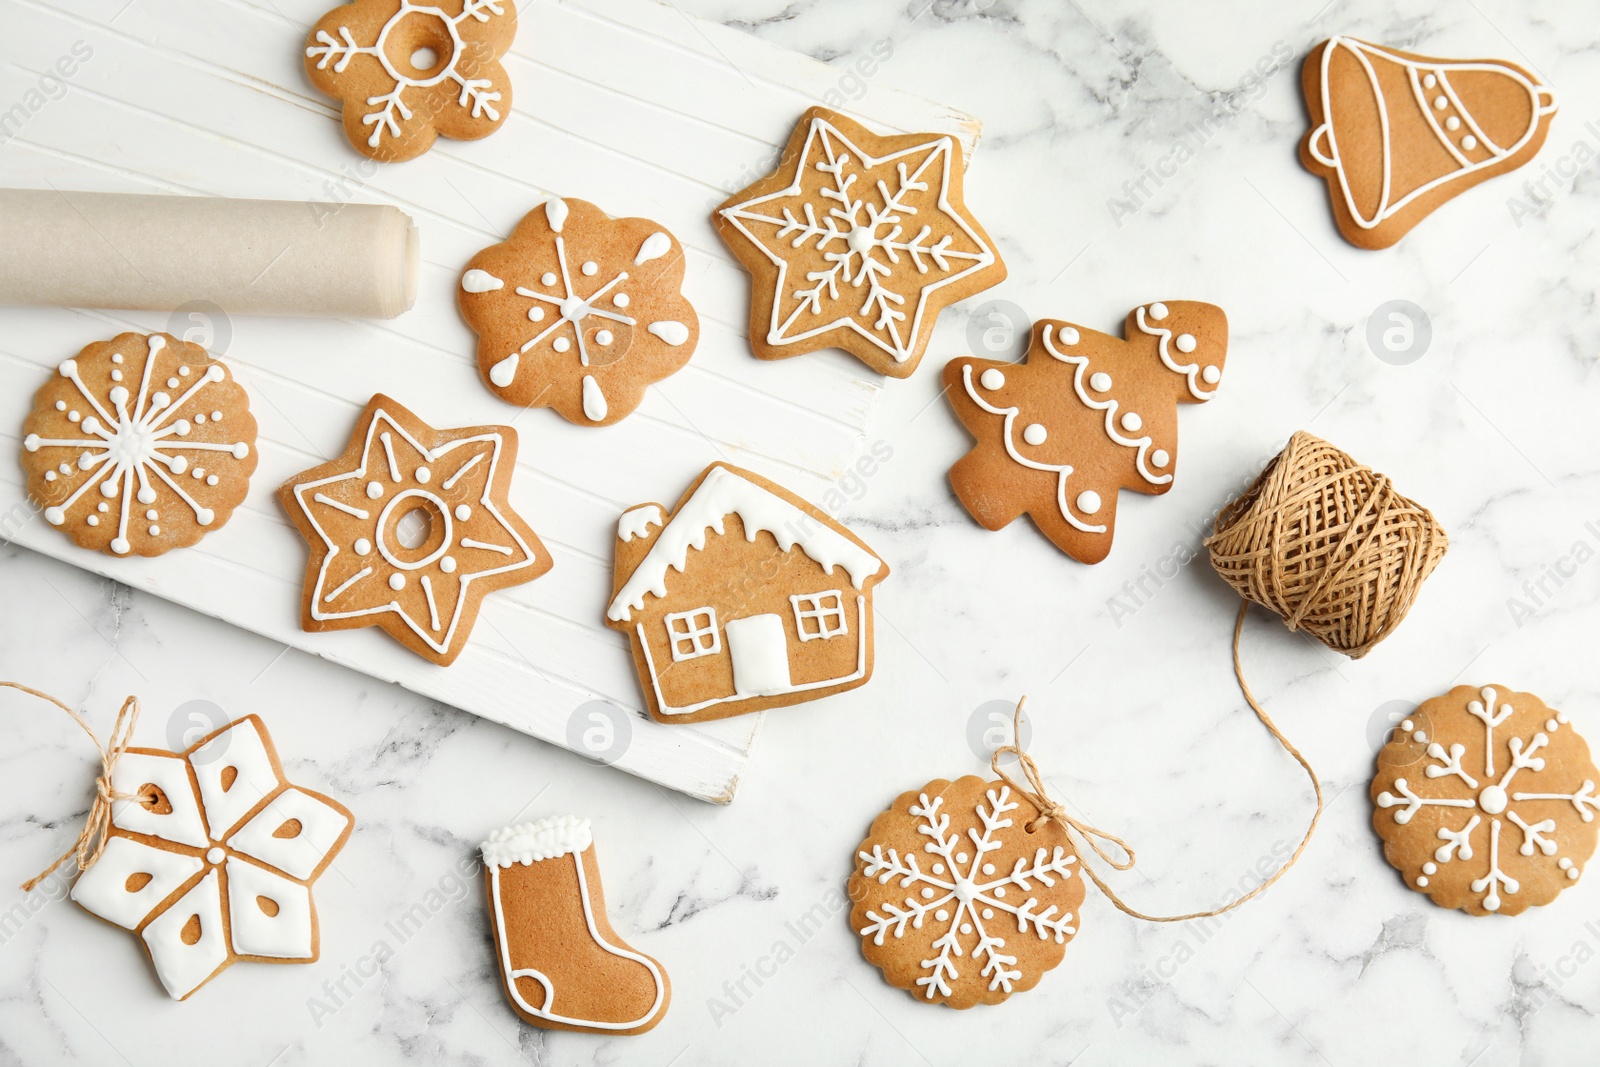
[0,0,980,802]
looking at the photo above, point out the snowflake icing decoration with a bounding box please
[851,777,1082,1007]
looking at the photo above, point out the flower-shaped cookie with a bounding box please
[715,106,1006,378]
[70,715,353,1000]
[1373,685,1599,915]
[21,332,257,557]
[849,776,1083,1008]
[459,197,699,426]
[278,395,552,665]
[305,0,517,162]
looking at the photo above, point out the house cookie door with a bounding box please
[724,614,792,697]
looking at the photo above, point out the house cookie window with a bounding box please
[791,591,847,641]
[665,608,720,661]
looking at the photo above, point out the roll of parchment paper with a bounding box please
[0,189,419,318]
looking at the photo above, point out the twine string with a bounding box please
[2,681,151,892]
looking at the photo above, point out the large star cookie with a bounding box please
[944,301,1227,564]
[715,106,1006,378]
[278,395,550,665]
[1300,36,1558,249]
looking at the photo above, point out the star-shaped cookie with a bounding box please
[715,106,1006,378]
[944,302,1227,564]
[278,395,551,665]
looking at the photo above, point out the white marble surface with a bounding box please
[4,0,1600,1063]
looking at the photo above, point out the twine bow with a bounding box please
[3,682,152,892]
[990,688,1321,924]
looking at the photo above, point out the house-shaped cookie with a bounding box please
[605,463,889,724]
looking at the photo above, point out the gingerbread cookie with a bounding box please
[1373,685,1598,916]
[945,302,1227,564]
[305,0,517,162]
[849,775,1084,1008]
[481,817,669,1034]
[715,106,1006,378]
[21,332,257,558]
[1301,36,1558,249]
[70,714,353,1000]
[278,395,551,666]
[604,462,888,724]
[459,197,699,425]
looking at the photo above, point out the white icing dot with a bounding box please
[110,369,123,382]
[68,410,81,423]
[231,443,249,460]
[1462,135,1478,150]
[1202,366,1221,385]
[210,410,222,421]
[1413,730,1427,742]
[1175,333,1197,353]
[1434,95,1448,109]
[1569,867,1580,880]
[994,886,1006,898]
[581,261,598,276]
[180,366,190,376]
[54,400,65,411]
[389,573,406,591]
[1423,73,1437,89]
[138,486,157,505]
[1148,302,1168,320]
[454,504,471,521]
[145,509,158,521]
[1151,449,1170,467]
[109,386,128,406]
[110,537,130,555]
[982,908,994,919]
[931,863,945,875]
[416,466,431,484]
[1023,423,1048,446]
[164,377,178,388]
[84,514,95,525]
[528,307,545,322]
[97,502,109,513]
[935,909,949,921]
[148,525,160,536]
[1120,412,1142,432]
[206,475,219,486]
[367,481,383,499]
[58,462,71,475]
[980,368,1005,390]
[351,538,372,556]
[45,507,65,525]
[596,330,613,346]
[956,853,969,864]
[1559,857,1574,870]
[1547,719,1559,732]
[195,413,206,424]
[206,847,225,865]
[1058,326,1080,345]
[1401,719,1415,732]
[1077,491,1102,515]
[1422,862,1437,875]
[982,863,995,876]
[1416,876,1429,887]
[1446,116,1461,131]
[44,471,56,482]
[192,467,204,480]
[614,293,630,308]
[111,353,123,364]
[960,923,973,935]
[1089,372,1112,392]
[921,888,934,899]
[541,272,557,286]
[175,420,191,436]
[553,337,571,353]
[440,556,457,573]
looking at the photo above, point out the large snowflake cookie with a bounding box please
[715,106,1006,378]
[1373,685,1598,916]
[849,776,1084,1008]
[944,301,1227,564]
[605,462,888,724]
[70,714,353,1000]
[459,197,698,426]
[1300,37,1558,249]
[481,817,670,1034]
[304,0,517,162]
[21,332,257,558]
[278,395,552,666]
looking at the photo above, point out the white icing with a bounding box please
[1076,491,1102,515]
[979,369,1005,390]
[606,465,883,622]
[725,613,792,695]
[1022,423,1047,446]
[70,836,203,930]
[1089,372,1111,392]
[581,375,608,422]
[110,752,209,848]
[1151,449,1169,467]
[617,505,663,543]
[1306,37,1559,233]
[634,231,672,266]
[647,321,690,346]
[718,116,998,364]
[496,237,637,383]
[1133,305,1218,401]
[227,788,351,881]
[462,269,504,293]
[480,816,592,867]
[489,352,519,387]
[1038,326,1174,488]
[1175,333,1197,353]
[225,858,314,959]
[141,871,229,999]
[545,198,568,233]
[190,718,281,840]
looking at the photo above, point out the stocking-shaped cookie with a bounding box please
[1301,36,1558,248]
[480,817,669,1034]
[944,301,1226,564]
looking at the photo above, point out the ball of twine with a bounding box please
[1205,431,1448,659]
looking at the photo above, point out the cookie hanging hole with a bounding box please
[395,506,432,550]
[220,765,238,792]
[272,818,304,840]
[256,895,280,918]
[124,872,153,893]
[385,10,455,80]
[180,914,202,946]
[139,784,174,815]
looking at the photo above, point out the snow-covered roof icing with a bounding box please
[606,465,883,623]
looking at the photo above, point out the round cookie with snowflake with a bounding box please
[849,775,1084,1008]
[1372,684,1598,916]
[21,332,257,557]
